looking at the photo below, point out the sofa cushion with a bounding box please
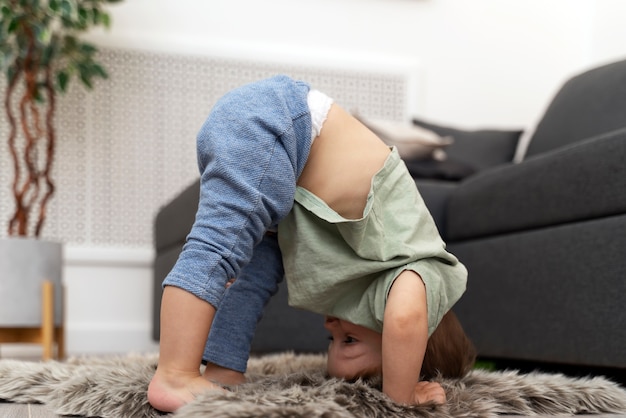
[251,281,328,354]
[415,179,459,238]
[404,157,476,181]
[524,59,626,158]
[449,214,626,368]
[355,115,453,160]
[412,118,521,171]
[446,128,626,241]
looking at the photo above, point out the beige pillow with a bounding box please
[355,115,454,160]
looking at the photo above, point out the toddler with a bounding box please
[148,75,469,412]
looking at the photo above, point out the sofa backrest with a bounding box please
[524,59,626,158]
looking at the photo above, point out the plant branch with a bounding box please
[14,23,41,236]
[6,66,22,236]
[3,0,119,237]
[35,65,56,237]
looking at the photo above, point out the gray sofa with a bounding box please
[433,59,626,370]
[153,59,626,370]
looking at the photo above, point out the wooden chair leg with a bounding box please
[55,326,65,360]
[0,281,63,361]
[55,282,66,360]
[41,280,55,361]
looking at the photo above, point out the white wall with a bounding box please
[63,247,159,354]
[5,0,626,357]
[590,0,626,63]
[90,0,626,128]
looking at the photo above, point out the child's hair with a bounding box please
[344,311,476,383]
[421,310,477,379]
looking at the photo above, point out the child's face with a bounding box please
[324,316,382,380]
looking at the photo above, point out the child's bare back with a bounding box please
[297,104,391,220]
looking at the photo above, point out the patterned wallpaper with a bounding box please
[0,47,412,248]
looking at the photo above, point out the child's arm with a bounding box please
[382,270,446,405]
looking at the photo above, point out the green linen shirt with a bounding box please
[277,148,467,336]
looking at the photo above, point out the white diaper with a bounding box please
[307,89,333,141]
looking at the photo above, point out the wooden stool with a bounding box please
[0,280,65,360]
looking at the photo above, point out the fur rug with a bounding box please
[1,352,626,418]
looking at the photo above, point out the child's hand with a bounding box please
[413,381,446,405]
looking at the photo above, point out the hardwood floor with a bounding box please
[1,403,624,418]
[0,403,60,417]
[0,403,626,418]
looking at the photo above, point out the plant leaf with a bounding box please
[49,0,60,13]
[60,0,75,19]
[79,42,97,55]
[92,62,107,79]
[101,11,110,28]
[6,64,18,84]
[56,70,69,92]
[7,17,19,34]
[78,64,93,89]
[1,5,12,18]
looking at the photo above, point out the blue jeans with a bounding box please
[162,75,312,372]
[203,232,284,371]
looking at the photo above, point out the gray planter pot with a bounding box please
[0,238,63,326]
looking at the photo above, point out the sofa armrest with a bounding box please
[415,179,459,239]
[155,179,200,252]
[446,128,626,241]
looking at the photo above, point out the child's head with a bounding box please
[324,311,476,381]
[324,316,382,380]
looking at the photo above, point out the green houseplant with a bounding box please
[1,0,121,237]
[0,0,121,333]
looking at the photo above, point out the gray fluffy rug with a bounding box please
[1,352,626,417]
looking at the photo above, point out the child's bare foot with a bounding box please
[148,369,224,412]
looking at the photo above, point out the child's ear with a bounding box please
[421,311,477,380]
